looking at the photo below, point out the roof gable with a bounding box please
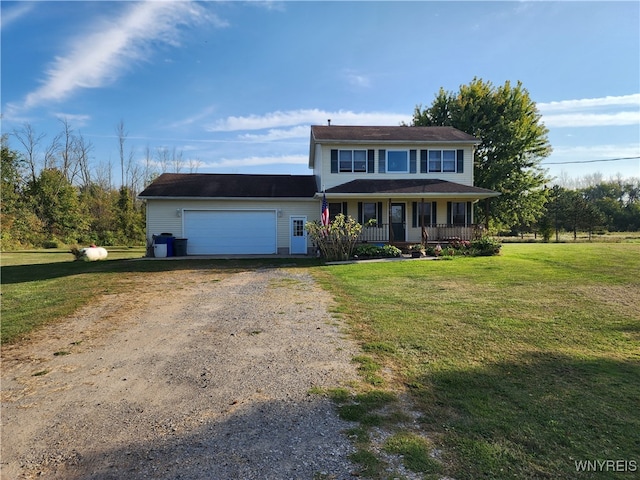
[138,173,318,198]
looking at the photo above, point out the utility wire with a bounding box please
[543,156,640,165]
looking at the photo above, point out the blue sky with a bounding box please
[2,0,639,186]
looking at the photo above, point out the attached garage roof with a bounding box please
[325,179,499,197]
[138,173,318,199]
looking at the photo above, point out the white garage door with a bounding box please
[184,210,277,255]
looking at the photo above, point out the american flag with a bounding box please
[321,193,330,227]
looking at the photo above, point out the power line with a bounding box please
[543,156,640,165]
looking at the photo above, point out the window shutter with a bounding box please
[420,150,427,173]
[367,150,375,174]
[457,149,464,173]
[410,150,417,173]
[412,202,417,228]
[378,149,386,173]
[432,202,437,226]
[447,202,452,225]
[377,202,383,227]
[342,202,348,216]
[357,202,363,224]
[466,201,472,226]
[331,150,338,173]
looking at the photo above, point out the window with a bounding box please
[387,150,409,173]
[328,202,345,222]
[428,150,457,173]
[339,150,367,172]
[428,151,441,172]
[363,202,378,224]
[452,202,466,225]
[414,202,433,227]
[292,219,305,237]
[443,150,456,172]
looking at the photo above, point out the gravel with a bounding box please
[1,266,362,479]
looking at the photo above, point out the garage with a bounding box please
[184,210,277,255]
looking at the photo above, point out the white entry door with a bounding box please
[290,216,307,254]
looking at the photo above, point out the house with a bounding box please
[138,125,500,255]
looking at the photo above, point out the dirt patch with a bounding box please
[1,267,361,479]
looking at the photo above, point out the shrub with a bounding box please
[353,244,402,259]
[470,236,502,256]
[42,239,61,249]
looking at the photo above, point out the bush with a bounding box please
[353,244,402,259]
[42,239,61,249]
[470,236,502,256]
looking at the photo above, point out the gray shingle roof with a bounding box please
[311,125,479,143]
[138,173,318,198]
[325,179,499,197]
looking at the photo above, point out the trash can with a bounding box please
[174,238,188,256]
[153,243,167,258]
[154,233,175,257]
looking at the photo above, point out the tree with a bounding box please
[305,214,364,261]
[412,78,552,231]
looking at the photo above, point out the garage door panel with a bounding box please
[184,210,276,254]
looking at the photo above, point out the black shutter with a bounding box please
[377,202,383,227]
[331,150,338,173]
[378,149,386,173]
[432,202,437,226]
[367,150,375,174]
[357,202,363,224]
[466,201,472,226]
[342,202,348,216]
[447,202,452,225]
[410,150,417,173]
[457,149,464,173]
[420,150,427,173]
[412,202,417,228]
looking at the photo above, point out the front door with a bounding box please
[290,216,307,254]
[391,203,406,242]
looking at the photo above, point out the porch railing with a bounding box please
[358,224,483,243]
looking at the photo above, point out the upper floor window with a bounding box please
[428,150,458,173]
[387,150,409,173]
[339,150,367,172]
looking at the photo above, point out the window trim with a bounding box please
[386,149,410,173]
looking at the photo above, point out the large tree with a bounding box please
[412,78,552,231]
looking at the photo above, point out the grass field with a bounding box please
[317,243,640,479]
[2,244,639,478]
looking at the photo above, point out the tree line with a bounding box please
[2,78,638,250]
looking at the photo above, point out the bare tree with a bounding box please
[75,133,94,189]
[172,147,184,173]
[188,157,201,173]
[12,122,45,184]
[116,120,127,187]
[156,147,171,173]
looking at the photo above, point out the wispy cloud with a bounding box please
[538,94,640,112]
[207,109,411,132]
[54,113,92,128]
[238,126,310,142]
[345,70,372,88]
[15,2,226,111]
[544,143,640,162]
[539,94,640,127]
[203,154,307,169]
[0,2,35,29]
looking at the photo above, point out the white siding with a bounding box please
[317,144,475,190]
[145,198,320,254]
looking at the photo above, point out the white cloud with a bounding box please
[345,70,372,88]
[207,109,411,132]
[54,113,92,128]
[0,2,35,29]
[203,155,307,169]
[18,2,226,111]
[544,143,640,162]
[539,93,640,128]
[238,126,310,142]
[538,94,640,112]
[542,111,640,128]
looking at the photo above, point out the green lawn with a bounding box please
[317,243,640,479]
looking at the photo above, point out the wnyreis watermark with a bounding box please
[575,459,637,473]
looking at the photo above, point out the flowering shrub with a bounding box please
[306,214,362,261]
[470,236,502,256]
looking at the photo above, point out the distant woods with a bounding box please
[1,120,200,250]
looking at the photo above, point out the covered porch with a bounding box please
[322,178,500,246]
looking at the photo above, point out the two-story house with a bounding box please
[138,125,500,255]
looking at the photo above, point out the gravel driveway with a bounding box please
[1,266,361,479]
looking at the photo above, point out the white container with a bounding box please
[153,243,167,258]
